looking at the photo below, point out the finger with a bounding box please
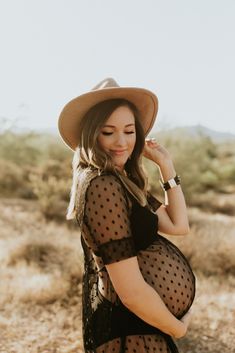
[146,136,156,140]
[146,137,157,142]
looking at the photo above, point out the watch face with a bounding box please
[161,175,180,190]
[168,178,177,188]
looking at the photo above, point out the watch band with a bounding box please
[160,175,181,191]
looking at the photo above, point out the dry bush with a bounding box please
[1,232,83,305]
[0,131,72,202]
[0,197,84,351]
[0,160,38,199]
[0,198,83,306]
[177,272,235,353]
[143,132,235,214]
[190,191,235,215]
[167,208,235,276]
[0,130,71,166]
[29,173,70,221]
[1,130,235,219]
[0,131,40,166]
[0,159,25,197]
[6,230,83,277]
[27,158,72,220]
[1,266,71,305]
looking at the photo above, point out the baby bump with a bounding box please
[137,234,196,319]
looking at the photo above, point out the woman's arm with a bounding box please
[156,159,190,236]
[143,139,190,236]
[106,256,189,339]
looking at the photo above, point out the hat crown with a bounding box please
[92,77,119,91]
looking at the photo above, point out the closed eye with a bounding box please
[101,132,113,135]
[101,131,135,136]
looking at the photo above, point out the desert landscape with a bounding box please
[0,129,234,352]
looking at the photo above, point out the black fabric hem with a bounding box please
[88,290,179,353]
[99,237,137,265]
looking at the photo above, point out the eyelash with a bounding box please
[101,131,135,136]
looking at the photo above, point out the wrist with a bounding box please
[160,175,181,191]
[154,158,173,168]
[158,161,176,182]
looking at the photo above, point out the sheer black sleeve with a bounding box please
[84,174,137,265]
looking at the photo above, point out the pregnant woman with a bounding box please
[58,78,196,353]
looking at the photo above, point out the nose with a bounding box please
[115,133,127,146]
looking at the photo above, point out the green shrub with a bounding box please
[143,131,230,204]
[0,131,41,166]
[0,129,234,217]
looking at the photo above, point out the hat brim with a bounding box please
[58,86,158,151]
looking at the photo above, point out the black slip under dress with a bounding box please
[76,170,196,353]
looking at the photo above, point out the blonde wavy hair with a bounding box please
[67,98,149,220]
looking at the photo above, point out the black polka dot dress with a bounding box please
[76,169,196,353]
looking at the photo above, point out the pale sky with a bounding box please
[0,0,235,134]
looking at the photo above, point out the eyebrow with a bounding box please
[102,124,135,128]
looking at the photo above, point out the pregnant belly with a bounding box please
[137,234,196,319]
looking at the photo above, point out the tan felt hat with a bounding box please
[58,77,158,151]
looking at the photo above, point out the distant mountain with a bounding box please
[185,124,235,142]
[157,124,235,142]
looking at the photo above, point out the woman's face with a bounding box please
[97,105,136,171]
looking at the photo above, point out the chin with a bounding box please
[112,159,127,170]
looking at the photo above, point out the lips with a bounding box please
[110,149,127,155]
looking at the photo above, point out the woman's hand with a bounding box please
[177,309,193,338]
[142,138,172,167]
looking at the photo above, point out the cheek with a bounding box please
[97,135,109,151]
[130,135,136,150]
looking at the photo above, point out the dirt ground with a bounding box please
[0,199,234,353]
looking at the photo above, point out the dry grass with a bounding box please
[168,207,235,276]
[0,198,234,352]
[189,191,235,216]
[0,198,83,352]
[178,273,235,352]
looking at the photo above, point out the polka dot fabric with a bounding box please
[80,172,196,353]
[84,174,137,265]
[138,236,195,318]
